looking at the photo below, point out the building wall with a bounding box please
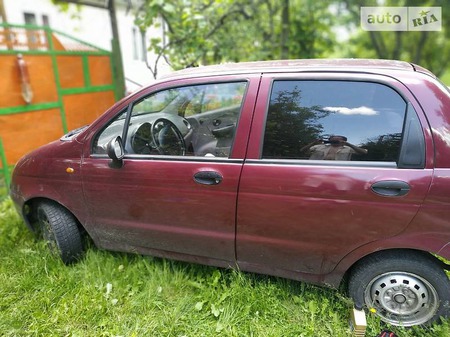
[3,0,171,92]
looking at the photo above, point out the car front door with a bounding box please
[236,73,433,276]
[81,75,259,265]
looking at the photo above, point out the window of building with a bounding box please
[42,15,50,27]
[132,27,139,60]
[24,12,36,25]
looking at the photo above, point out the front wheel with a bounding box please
[348,250,450,327]
[36,201,83,264]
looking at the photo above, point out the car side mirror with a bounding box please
[106,136,124,168]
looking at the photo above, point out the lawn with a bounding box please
[1,190,450,336]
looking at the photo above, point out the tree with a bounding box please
[263,87,330,158]
[134,0,337,76]
[339,0,450,76]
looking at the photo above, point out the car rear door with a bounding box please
[236,72,433,276]
[81,74,260,265]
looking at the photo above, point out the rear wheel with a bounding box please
[348,250,450,327]
[36,201,83,264]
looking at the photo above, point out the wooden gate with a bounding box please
[0,23,119,190]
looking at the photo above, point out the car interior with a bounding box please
[93,82,246,158]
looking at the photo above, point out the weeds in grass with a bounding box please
[1,196,450,336]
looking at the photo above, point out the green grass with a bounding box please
[1,197,450,336]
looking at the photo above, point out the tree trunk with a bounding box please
[280,0,289,59]
[0,0,12,50]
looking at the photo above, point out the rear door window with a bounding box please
[262,80,420,165]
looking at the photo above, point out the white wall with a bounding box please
[4,0,112,50]
[3,0,171,91]
[116,7,171,91]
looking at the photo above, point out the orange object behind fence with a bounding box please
[0,23,119,185]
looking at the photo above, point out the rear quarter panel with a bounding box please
[400,72,450,260]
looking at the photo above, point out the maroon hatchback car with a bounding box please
[10,59,450,327]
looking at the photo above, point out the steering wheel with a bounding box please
[131,122,154,154]
[151,118,186,156]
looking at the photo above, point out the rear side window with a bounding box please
[262,80,411,164]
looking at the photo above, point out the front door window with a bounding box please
[93,82,247,158]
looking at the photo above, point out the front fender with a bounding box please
[10,139,87,229]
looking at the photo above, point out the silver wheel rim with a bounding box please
[364,272,439,326]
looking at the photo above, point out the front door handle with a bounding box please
[371,180,410,197]
[193,171,223,185]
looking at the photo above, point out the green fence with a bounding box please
[0,138,11,194]
[0,23,124,193]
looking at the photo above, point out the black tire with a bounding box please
[36,201,83,264]
[348,250,450,327]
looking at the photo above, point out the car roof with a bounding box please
[160,59,423,80]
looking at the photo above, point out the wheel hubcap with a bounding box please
[394,293,407,304]
[365,272,439,326]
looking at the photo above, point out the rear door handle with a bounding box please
[371,180,410,197]
[193,171,223,185]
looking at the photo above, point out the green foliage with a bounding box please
[134,0,448,79]
[135,0,336,71]
[339,0,450,76]
[1,195,450,335]
[51,0,71,12]
[51,0,83,20]
[441,70,450,86]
